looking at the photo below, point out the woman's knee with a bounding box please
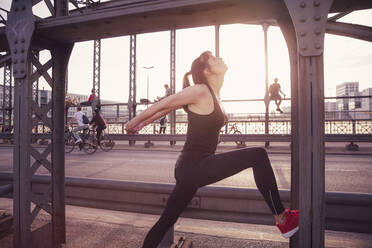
[242,147,269,164]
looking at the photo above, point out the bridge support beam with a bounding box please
[283,0,334,247]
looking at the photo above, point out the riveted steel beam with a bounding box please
[283,1,334,247]
[128,35,137,121]
[93,39,101,100]
[169,29,176,141]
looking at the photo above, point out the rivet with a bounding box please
[21,59,24,63]
[14,49,17,54]
[14,7,18,12]
[22,6,26,11]
[14,40,18,44]
[314,15,321,21]
[300,2,306,8]
[21,70,24,74]
[14,70,17,74]
[314,29,321,35]
[21,38,25,43]
[315,43,321,49]
[314,1,320,7]
[300,17,307,23]
[21,49,24,53]
[301,45,308,51]
[14,60,18,64]
[300,32,307,37]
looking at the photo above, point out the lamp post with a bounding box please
[143,66,154,101]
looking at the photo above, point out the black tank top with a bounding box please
[182,84,227,153]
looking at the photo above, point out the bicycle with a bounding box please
[96,128,115,152]
[65,126,98,155]
[219,123,246,146]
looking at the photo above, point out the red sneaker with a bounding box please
[276,208,299,238]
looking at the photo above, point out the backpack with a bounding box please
[82,114,89,124]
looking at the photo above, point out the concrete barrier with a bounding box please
[0,172,371,234]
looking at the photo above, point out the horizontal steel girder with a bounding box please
[0,0,371,52]
[1,172,371,234]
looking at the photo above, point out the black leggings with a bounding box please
[142,147,284,248]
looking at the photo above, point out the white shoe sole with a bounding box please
[282,226,299,238]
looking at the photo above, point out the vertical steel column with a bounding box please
[215,25,220,57]
[2,61,12,128]
[52,1,71,246]
[277,17,300,248]
[93,39,101,99]
[128,35,137,120]
[262,23,270,148]
[51,43,73,246]
[170,29,176,144]
[283,1,333,247]
[5,0,35,246]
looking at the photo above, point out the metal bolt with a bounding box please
[300,2,306,8]
[314,1,320,7]
[300,17,307,23]
[315,43,321,49]
[300,32,307,37]
[314,15,321,21]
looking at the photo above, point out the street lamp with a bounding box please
[143,66,154,101]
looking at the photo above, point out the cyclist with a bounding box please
[90,108,107,143]
[68,106,89,144]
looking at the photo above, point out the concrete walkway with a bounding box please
[1,198,372,248]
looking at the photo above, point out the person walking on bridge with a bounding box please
[125,51,299,248]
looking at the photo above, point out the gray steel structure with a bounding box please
[1,0,372,247]
[93,39,101,99]
[2,60,12,128]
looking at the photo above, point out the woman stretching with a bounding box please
[125,51,299,248]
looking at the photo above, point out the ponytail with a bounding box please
[182,71,192,89]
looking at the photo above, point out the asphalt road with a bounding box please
[0,145,371,194]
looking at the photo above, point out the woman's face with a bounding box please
[206,54,228,76]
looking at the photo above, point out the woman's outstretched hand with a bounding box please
[125,121,145,134]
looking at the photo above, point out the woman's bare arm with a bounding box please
[125,85,206,133]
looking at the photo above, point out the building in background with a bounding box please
[336,82,359,111]
[335,82,371,119]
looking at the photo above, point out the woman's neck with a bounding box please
[207,77,224,98]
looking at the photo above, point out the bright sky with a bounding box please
[1,1,372,114]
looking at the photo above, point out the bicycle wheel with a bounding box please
[233,130,245,146]
[83,131,98,155]
[65,133,75,153]
[99,131,115,152]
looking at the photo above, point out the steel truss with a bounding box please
[169,29,176,144]
[128,34,136,120]
[5,0,73,247]
[2,60,12,129]
[93,39,101,99]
